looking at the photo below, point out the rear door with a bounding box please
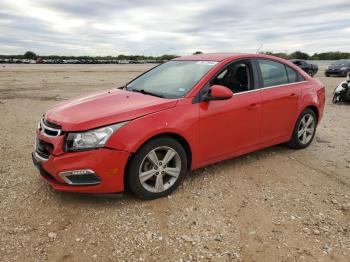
[256,59,303,144]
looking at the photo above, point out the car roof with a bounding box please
[173,53,290,62]
[173,53,240,61]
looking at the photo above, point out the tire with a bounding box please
[325,74,330,77]
[332,94,339,104]
[288,109,317,149]
[307,70,314,77]
[126,136,187,199]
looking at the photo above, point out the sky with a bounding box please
[0,0,350,56]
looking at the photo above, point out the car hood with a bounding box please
[45,89,178,131]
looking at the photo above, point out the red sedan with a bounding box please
[32,53,325,199]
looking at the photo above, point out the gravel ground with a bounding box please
[0,64,349,262]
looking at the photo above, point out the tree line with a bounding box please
[262,51,350,60]
[0,51,178,61]
[1,50,349,61]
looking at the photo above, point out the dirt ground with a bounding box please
[0,63,349,262]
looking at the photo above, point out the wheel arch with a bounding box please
[124,132,192,189]
[289,103,320,141]
[298,88,321,125]
[305,105,319,123]
[294,104,319,129]
[152,132,192,171]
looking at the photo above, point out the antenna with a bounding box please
[256,44,264,54]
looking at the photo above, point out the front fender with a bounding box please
[106,99,200,167]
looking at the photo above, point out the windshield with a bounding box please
[126,60,218,98]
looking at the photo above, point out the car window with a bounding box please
[210,61,253,93]
[286,66,299,83]
[257,59,289,88]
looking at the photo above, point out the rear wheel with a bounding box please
[288,109,317,149]
[126,137,187,199]
[307,70,314,77]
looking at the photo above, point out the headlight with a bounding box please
[341,67,347,70]
[65,122,128,151]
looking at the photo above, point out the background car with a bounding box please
[325,60,350,77]
[290,59,318,77]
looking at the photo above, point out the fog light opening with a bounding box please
[59,169,101,186]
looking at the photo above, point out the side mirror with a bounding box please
[202,85,233,101]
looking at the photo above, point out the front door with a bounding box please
[199,60,262,161]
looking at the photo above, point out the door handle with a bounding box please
[288,93,297,98]
[247,103,260,110]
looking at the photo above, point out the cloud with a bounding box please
[0,0,349,55]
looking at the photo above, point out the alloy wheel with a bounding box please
[139,146,181,193]
[297,114,315,145]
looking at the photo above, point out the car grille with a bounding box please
[35,139,54,160]
[39,118,62,137]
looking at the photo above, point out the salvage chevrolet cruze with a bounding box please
[32,53,325,199]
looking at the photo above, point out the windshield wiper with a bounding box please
[129,88,164,98]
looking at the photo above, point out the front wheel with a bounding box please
[126,137,187,199]
[288,109,317,149]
